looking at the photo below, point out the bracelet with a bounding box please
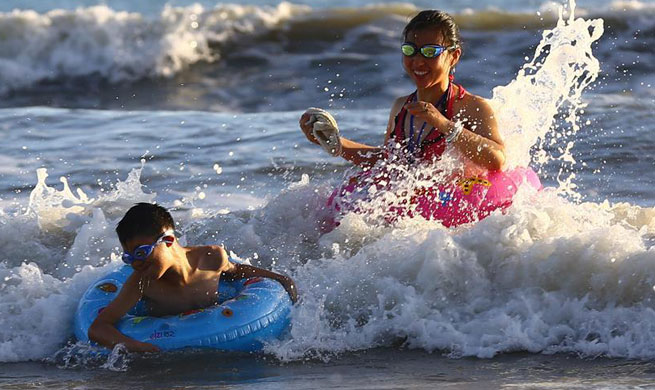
[446,121,464,144]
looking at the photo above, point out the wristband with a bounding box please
[446,121,464,144]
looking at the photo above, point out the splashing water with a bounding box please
[0,165,157,362]
[27,168,93,233]
[492,0,604,199]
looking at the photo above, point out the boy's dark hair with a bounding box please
[116,203,174,245]
[403,10,462,52]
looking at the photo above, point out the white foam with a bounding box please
[3,165,655,363]
[266,189,655,360]
[0,2,309,93]
[0,165,153,362]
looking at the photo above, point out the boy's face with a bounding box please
[121,231,174,274]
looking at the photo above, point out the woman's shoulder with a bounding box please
[394,93,413,105]
[451,88,499,135]
[384,94,413,138]
[390,94,413,115]
[455,88,495,118]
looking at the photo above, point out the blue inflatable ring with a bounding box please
[73,265,292,351]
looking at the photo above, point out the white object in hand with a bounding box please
[304,107,342,157]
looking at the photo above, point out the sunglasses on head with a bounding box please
[401,42,457,58]
[122,230,175,265]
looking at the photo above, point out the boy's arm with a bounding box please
[88,274,160,352]
[218,250,298,303]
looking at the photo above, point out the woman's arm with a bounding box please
[337,137,383,167]
[298,97,405,168]
[446,96,505,171]
[340,96,407,166]
[299,114,382,167]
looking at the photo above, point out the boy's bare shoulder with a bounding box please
[188,244,229,270]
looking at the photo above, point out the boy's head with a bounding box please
[116,203,175,246]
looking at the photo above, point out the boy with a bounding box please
[88,202,298,352]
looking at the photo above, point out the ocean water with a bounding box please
[1,0,655,388]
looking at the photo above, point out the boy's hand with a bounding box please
[125,340,161,353]
[279,276,298,304]
[224,262,299,304]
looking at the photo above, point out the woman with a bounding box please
[300,11,538,227]
[299,10,505,172]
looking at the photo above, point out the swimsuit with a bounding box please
[389,83,467,162]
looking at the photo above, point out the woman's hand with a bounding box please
[404,101,450,133]
[299,113,319,145]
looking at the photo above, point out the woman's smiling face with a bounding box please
[402,27,460,90]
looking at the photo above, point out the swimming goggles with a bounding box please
[401,43,457,58]
[122,230,175,265]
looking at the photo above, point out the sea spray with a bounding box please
[492,0,604,199]
[0,166,154,362]
[3,154,655,364]
[267,184,655,360]
[28,168,93,233]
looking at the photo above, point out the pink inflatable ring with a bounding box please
[327,167,541,227]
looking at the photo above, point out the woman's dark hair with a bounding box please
[116,202,175,245]
[403,10,462,51]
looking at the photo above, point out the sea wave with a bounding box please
[0,1,652,94]
[4,165,655,364]
[0,2,308,93]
